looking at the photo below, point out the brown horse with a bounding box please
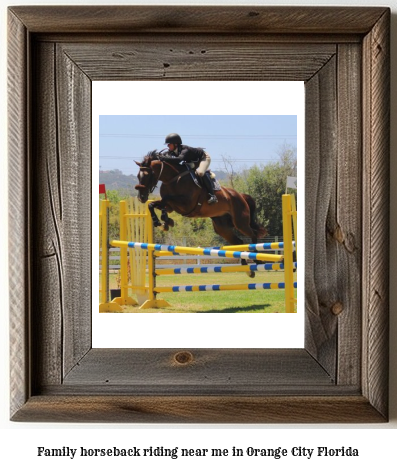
[135,151,267,276]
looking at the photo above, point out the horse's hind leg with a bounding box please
[211,215,243,245]
[211,216,255,278]
[232,213,258,243]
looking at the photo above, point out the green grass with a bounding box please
[100,270,297,313]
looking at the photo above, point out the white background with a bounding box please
[92,81,305,348]
[1,0,396,469]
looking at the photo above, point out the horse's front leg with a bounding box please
[149,200,174,231]
[158,196,175,230]
[148,201,163,228]
[160,207,175,230]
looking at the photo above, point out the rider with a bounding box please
[160,133,218,205]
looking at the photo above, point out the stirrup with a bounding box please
[207,194,218,204]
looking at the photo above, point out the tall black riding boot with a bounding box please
[202,173,218,204]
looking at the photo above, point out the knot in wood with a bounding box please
[333,225,344,244]
[174,351,194,365]
[331,302,344,316]
[333,226,357,253]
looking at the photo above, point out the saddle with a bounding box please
[182,163,221,191]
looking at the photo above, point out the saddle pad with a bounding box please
[183,164,221,191]
[211,174,222,191]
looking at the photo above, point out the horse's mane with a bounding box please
[140,150,160,166]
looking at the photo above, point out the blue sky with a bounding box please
[99,115,297,174]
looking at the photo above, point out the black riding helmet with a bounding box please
[164,133,182,145]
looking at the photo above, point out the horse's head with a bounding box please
[134,150,160,203]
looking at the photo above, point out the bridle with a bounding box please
[138,162,163,194]
[138,160,190,193]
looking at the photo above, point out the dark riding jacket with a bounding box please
[160,145,206,164]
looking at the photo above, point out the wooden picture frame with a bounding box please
[8,6,390,423]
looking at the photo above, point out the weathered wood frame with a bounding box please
[8,6,390,423]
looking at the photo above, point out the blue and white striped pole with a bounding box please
[155,263,298,275]
[220,241,295,252]
[155,282,298,293]
[111,241,283,263]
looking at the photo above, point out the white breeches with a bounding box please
[196,152,211,177]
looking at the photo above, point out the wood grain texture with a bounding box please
[32,41,63,387]
[335,43,363,386]
[62,349,334,392]
[11,396,385,424]
[304,56,338,378]
[8,10,30,419]
[55,44,92,376]
[362,9,390,419]
[60,42,336,81]
[304,44,363,385]
[31,41,92,388]
[9,6,387,34]
[8,6,390,423]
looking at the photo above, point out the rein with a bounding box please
[162,169,190,185]
[141,160,189,192]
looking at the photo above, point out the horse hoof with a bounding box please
[168,218,175,227]
[160,223,169,232]
[247,271,256,279]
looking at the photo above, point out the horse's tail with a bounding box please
[242,194,268,238]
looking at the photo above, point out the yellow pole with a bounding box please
[139,199,146,293]
[119,200,128,300]
[99,206,102,302]
[282,194,295,313]
[101,199,109,304]
[138,200,170,309]
[111,241,283,262]
[111,200,138,307]
[291,193,297,260]
[99,199,122,312]
[147,205,155,304]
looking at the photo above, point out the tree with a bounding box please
[232,144,297,237]
[221,154,238,188]
[100,189,130,241]
[152,211,223,247]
